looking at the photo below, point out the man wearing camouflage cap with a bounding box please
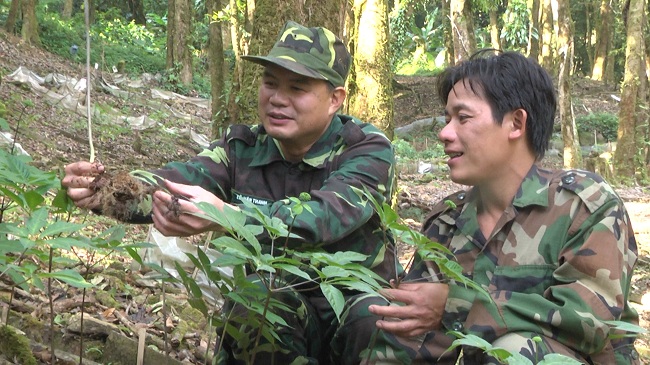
[366,50,640,364]
[62,21,396,364]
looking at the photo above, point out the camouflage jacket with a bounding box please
[408,164,639,363]
[136,114,397,280]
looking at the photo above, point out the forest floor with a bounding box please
[1,28,650,364]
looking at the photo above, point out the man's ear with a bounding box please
[508,108,527,140]
[329,87,347,114]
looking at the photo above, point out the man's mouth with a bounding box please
[268,112,291,120]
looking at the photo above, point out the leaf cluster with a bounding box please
[576,112,619,143]
[0,147,137,295]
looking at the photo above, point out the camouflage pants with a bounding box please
[215,275,387,365]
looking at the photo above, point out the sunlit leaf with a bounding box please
[40,269,93,288]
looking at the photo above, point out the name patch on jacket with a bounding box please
[233,192,271,206]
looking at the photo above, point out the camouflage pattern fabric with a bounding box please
[242,20,351,87]
[364,164,640,364]
[132,114,398,363]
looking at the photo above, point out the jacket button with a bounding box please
[452,321,464,331]
[561,175,575,184]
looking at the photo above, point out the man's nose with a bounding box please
[269,88,288,105]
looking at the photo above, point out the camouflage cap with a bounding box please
[242,21,351,87]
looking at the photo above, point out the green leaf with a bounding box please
[41,269,93,288]
[321,265,349,278]
[41,221,86,237]
[0,265,29,291]
[275,263,311,281]
[51,187,76,213]
[47,236,89,250]
[25,207,49,236]
[23,190,45,210]
[212,236,255,258]
[0,187,22,207]
[320,282,345,321]
[0,239,25,254]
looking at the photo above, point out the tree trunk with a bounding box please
[591,0,612,81]
[88,0,95,24]
[539,0,554,71]
[450,0,475,62]
[127,0,147,25]
[604,32,615,85]
[528,0,540,59]
[614,0,648,182]
[207,0,226,139]
[442,0,454,65]
[488,7,500,50]
[63,0,73,19]
[166,0,193,86]
[557,0,580,168]
[5,0,20,34]
[225,0,243,126]
[305,0,345,34]
[21,0,39,45]
[347,0,393,138]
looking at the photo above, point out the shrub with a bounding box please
[576,112,618,143]
[38,12,166,74]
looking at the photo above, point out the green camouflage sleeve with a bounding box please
[246,125,395,246]
[419,168,638,359]
[132,120,395,251]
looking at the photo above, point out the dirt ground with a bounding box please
[1,29,650,363]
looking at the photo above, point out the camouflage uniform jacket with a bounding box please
[408,164,639,363]
[138,114,397,280]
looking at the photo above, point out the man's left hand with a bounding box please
[368,282,449,337]
[152,180,230,237]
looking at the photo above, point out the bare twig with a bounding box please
[84,0,95,163]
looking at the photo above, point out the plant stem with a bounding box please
[84,0,95,163]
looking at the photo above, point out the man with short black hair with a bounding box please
[366,50,640,364]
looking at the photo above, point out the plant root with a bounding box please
[88,170,158,221]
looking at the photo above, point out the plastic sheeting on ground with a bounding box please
[4,67,211,147]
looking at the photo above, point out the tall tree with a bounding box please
[488,6,500,50]
[63,0,74,19]
[88,0,95,24]
[225,0,244,128]
[591,0,613,81]
[450,0,476,63]
[614,0,648,182]
[305,0,345,33]
[442,0,454,64]
[539,0,554,70]
[557,0,581,168]
[347,0,394,138]
[127,0,147,25]
[5,0,20,33]
[207,0,227,138]
[527,0,541,59]
[21,0,39,45]
[166,0,194,86]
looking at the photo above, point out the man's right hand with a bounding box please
[61,161,104,210]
